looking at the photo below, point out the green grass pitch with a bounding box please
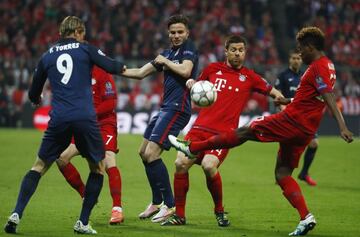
[0,129,359,237]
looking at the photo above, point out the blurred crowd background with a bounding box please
[0,0,359,127]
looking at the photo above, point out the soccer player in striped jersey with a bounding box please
[121,14,198,223]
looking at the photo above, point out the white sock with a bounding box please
[112,206,122,212]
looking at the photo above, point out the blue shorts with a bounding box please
[38,119,105,164]
[144,110,191,150]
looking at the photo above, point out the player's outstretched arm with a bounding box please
[269,88,290,106]
[88,44,126,75]
[154,55,194,79]
[269,87,285,99]
[121,63,156,80]
[322,92,353,143]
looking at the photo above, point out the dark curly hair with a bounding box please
[296,26,325,51]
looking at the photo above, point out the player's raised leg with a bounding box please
[169,126,255,156]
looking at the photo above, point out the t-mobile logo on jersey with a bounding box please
[214,78,227,91]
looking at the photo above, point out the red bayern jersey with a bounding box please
[193,62,272,132]
[284,56,336,134]
[92,66,117,125]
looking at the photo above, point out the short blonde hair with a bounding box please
[59,16,85,38]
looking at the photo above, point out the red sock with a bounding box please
[206,172,224,213]
[106,167,122,207]
[174,172,189,218]
[278,176,309,219]
[59,163,85,198]
[190,130,241,153]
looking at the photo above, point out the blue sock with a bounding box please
[79,173,103,225]
[144,161,163,205]
[14,170,41,218]
[147,159,174,208]
[299,147,317,177]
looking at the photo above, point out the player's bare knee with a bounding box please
[143,149,160,163]
[308,139,318,149]
[275,166,293,181]
[138,149,145,159]
[139,148,153,162]
[103,151,116,169]
[56,158,68,169]
[93,165,104,175]
[88,160,104,175]
[142,150,151,160]
[31,157,51,176]
[174,158,189,173]
[201,162,216,175]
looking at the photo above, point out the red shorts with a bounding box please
[250,112,312,168]
[71,123,118,154]
[185,127,229,166]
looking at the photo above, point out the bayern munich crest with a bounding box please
[239,74,246,82]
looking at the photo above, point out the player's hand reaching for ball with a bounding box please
[186,79,196,89]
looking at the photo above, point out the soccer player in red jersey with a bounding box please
[56,65,124,225]
[276,50,318,186]
[169,27,353,235]
[162,35,284,226]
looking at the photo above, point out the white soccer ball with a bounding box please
[190,80,217,107]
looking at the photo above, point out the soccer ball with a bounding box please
[190,81,217,107]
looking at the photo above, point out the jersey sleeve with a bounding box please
[310,63,334,94]
[197,65,211,81]
[182,41,198,63]
[87,44,125,74]
[150,50,167,72]
[250,70,273,95]
[95,70,117,116]
[28,58,47,104]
